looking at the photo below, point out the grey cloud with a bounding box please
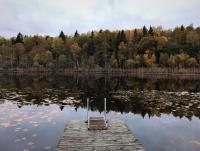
[0,0,200,37]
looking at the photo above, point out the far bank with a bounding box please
[0,67,200,79]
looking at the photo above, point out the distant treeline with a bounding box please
[0,25,200,69]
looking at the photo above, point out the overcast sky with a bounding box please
[0,0,200,37]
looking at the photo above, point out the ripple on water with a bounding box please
[44,146,52,150]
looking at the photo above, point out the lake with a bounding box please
[0,74,200,151]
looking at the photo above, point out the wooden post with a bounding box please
[86,98,89,124]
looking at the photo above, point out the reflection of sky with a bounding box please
[0,0,200,37]
[122,114,200,151]
[1,101,200,151]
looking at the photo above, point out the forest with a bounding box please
[0,25,200,69]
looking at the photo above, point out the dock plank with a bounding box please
[56,120,144,151]
[89,116,107,130]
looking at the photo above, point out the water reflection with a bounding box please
[0,77,200,120]
[0,75,200,151]
[0,102,63,151]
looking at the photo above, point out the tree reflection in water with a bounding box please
[0,75,200,120]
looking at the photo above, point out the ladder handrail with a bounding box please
[104,98,107,127]
[87,98,90,129]
[86,97,107,129]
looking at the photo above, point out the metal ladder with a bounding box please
[86,98,107,129]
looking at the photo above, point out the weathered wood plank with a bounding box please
[56,120,145,151]
[90,117,104,120]
[89,116,106,130]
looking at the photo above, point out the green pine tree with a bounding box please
[74,30,80,37]
[148,26,154,36]
[59,31,66,41]
[143,26,148,36]
[16,32,23,43]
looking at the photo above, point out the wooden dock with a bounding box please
[56,120,145,151]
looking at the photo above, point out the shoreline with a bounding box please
[0,67,200,74]
[0,67,200,79]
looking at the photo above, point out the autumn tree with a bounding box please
[118,42,128,68]
[0,25,199,69]
[186,57,197,67]
[58,54,67,68]
[87,35,95,56]
[52,38,65,67]
[14,43,25,65]
[143,50,156,67]
[70,43,81,68]
[159,53,169,67]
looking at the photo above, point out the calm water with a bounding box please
[0,75,200,151]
